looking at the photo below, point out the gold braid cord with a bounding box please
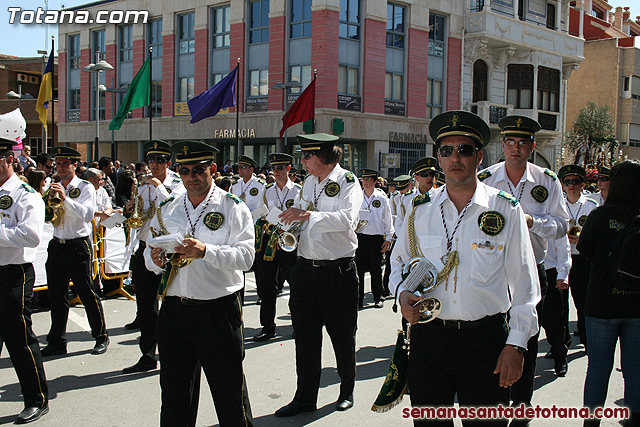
[155,204,176,300]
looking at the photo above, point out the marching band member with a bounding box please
[399,157,438,215]
[145,140,254,426]
[122,140,185,374]
[392,111,539,425]
[254,153,300,341]
[41,147,109,356]
[0,131,49,423]
[591,165,610,205]
[393,175,414,232]
[479,115,569,422]
[276,133,363,416]
[355,168,393,309]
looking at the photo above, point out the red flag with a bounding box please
[280,78,316,137]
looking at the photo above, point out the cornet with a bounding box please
[275,222,302,252]
[400,257,442,323]
[46,176,64,226]
[568,226,581,238]
[123,186,144,229]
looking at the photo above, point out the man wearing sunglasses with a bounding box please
[478,115,568,424]
[355,168,394,309]
[41,147,110,357]
[399,157,439,224]
[35,152,54,191]
[275,133,363,416]
[392,110,540,425]
[559,164,598,355]
[591,166,611,205]
[391,174,414,232]
[121,140,185,375]
[145,140,255,426]
[253,153,301,342]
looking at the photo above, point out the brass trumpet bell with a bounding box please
[413,297,442,323]
[48,191,63,209]
[123,194,144,229]
[568,226,581,238]
[276,222,302,252]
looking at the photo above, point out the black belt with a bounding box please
[165,292,237,306]
[53,236,89,245]
[298,256,353,268]
[433,313,505,330]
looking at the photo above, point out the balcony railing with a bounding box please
[469,101,514,124]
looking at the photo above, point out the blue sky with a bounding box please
[2,0,640,57]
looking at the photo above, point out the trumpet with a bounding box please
[46,176,64,226]
[355,219,369,233]
[400,257,442,323]
[275,222,302,252]
[568,226,581,238]
[123,186,144,229]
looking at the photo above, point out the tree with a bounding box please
[563,102,616,166]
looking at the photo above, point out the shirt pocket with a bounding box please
[198,227,230,246]
[467,237,506,285]
[415,235,445,271]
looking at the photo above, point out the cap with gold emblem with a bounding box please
[297,133,339,151]
[144,139,171,157]
[394,174,412,190]
[412,157,438,174]
[598,166,611,179]
[0,139,15,153]
[269,153,293,166]
[289,167,298,176]
[558,164,586,182]
[435,170,446,186]
[429,110,491,148]
[49,146,81,161]
[360,169,379,179]
[498,115,541,140]
[170,140,219,165]
[238,155,258,169]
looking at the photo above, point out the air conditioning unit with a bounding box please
[17,73,28,82]
[29,75,39,84]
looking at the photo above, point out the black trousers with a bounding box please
[355,234,384,305]
[0,263,48,408]
[510,263,547,425]
[542,268,569,360]
[289,258,358,404]
[569,254,589,348]
[45,237,107,344]
[157,293,253,427]
[408,314,510,426]
[382,241,394,295]
[132,242,160,361]
[255,247,296,329]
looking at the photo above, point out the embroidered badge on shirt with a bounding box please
[0,195,13,209]
[69,188,81,198]
[249,187,259,197]
[578,215,588,227]
[530,185,548,203]
[285,199,295,209]
[204,212,224,231]
[478,211,506,236]
[372,199,381,208]
[325,182,340,197]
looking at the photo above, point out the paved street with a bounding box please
[0,273,627,426]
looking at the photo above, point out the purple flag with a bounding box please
[187,65,238,124]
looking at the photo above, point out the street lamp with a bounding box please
[271,80,302,152]
[5,85,34,109]
[82,51,113,161]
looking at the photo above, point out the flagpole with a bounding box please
[313,69,317,133]
[50,36,55,151]
[149,46,153,142]
[235,58,240,162]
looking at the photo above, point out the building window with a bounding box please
[119,25,133,63]
[213,6,231,48]
[249,0,269,44]
[178,77,195,102]
[150,80,162,117]
[249,69,268,96]
[546,3,556,30]
[68,34,80,69]
[68,88,81,110]
[291,0,312,38]
[537,66,560,112]
[426,79,443,118]
[289,64,312,94]
[149,19,163,58]
[339,0,360,40]
[91,29,106,121]
[179,13,195,54]
[147,19,163,117]
[338,65,358,95]
[518,0,526,21]
[386,3,405,48]
[385,72,403,100]
[473,60,488,102]
[507,64,534,109]
[632,76,640,100]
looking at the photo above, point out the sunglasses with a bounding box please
[562,178,583,186]
[238,165,250,170]
[417,171,436,178]
[301,151,316,160]
[438,144,477,158]
[273,165,288,171]
[597,177,610,182]
[147,156,168,164]
[504,139,532,147]
[178,166,208,176]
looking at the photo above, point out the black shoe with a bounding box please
[122,356,157,374]
[554,358,568,377]
[274,400,317,417]
[15,404,48,424]
[358,303,364,310]
[374,300,384,309]
[336,397,354,411]
[253,327,276,342]
[544,351,553,359]
[40,344,66,357]
[124,318,140,330]
[91,336,110,355]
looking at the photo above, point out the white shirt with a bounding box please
[479,162,569,264]
[390,183,540,349]
[144,185,255,300]
[95,186,111,211]
[137,170,185,243]
[566,193,599,255]
[231,175,266,217]
[263,179,300,212]
[53,175,96,239]
[357,188,394,240]
[591,192,605,206]
[0,174,45,265]
[544,236,572,281]
[394,189,415,232]
[294,163,363,260]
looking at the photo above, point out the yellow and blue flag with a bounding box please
[36,47,54,130]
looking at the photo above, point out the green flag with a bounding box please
[109,57,151,130]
